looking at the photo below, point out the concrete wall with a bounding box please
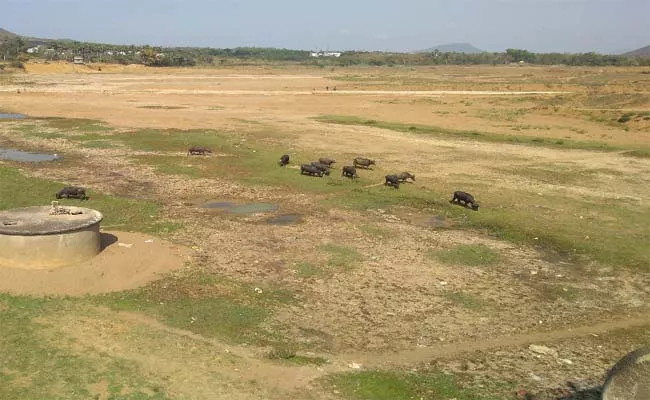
[602,347,650,400]
[0,223,101,269]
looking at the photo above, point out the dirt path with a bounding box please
[0,86,571,96]
[339,313,650,368]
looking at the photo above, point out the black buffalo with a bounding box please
[353,157,376,169]
[342,166,358,179]
[310,162,331,176]
[397,172,415,182]
[450,191,479,211]
[384,175,400,189]
[279,154,290,166]
[55,186,88,200]
[318,157,336,167]
[188,146,212,156]
[300,164,324,177]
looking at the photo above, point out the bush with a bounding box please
[9,61,25,70]
[617,115,632,123]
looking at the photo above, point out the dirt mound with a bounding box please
[0,231,190,296]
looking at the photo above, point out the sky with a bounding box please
[1,0,648,54]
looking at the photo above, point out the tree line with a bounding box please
[1,36,649,67]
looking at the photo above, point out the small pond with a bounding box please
[0,113,27,120]
[0,148,60,163]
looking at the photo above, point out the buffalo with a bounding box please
[310,161,331,176]
[384,175,400,189]
[300,164,325,177]
[353,157,376,169]
[188,146,212,156]
[397,172,415,182]
[342,166,358,179]
[318,157,336,167]
[450,191,479,211]
[55,186,88,200]
[279,154,290,166]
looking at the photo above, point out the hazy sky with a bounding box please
[2,0,648,53]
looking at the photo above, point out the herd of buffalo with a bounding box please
[278,153,480,211]
[51,146,479,211]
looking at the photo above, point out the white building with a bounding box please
[310,51,342,58]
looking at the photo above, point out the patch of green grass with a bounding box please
[320,244,363,271]
[0,166,180,235]
[622,149,650,159]
[0,294,170,399]
[358,223,390,238]
[326,370,512,400]
[313,114,644,153]
[117,128,232,152]
[449,193,650,270]
[41,117,111,132]
[326,185,444,211]
[430,244,501,267]
[134,155,203,177]
[97,272,294,346]
[443,292,486,310]
[11,124,64,139]
[294,262,325,278]
[80,139,114,149]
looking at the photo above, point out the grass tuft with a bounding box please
[325,370,513,400]
[431,244,501,267]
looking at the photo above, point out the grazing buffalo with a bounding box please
[300,164,325,177]
[450,191,480,211]
[279,154,290,166]
[55,186,88,200]
[353,157,376,169]
[342,166,358,179]
[188,146,212,156]
[310,161,331,176]
[318,157,336,167]
[385,175,400,189]
[397,172,416,182]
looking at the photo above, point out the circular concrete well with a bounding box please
[0,205,103,269]
[602,346,650,400]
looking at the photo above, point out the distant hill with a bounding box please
[418,43,485,54]
[623,45,650,57]
[0,27,18,40]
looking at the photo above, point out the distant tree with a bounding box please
[506,48,536,63]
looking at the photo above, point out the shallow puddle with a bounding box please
[227,203,279,215]
[199,201,279,215]
[0,148,60,162]
[266,214,302,225]
[0,113,27,119]
[200,201,235,209]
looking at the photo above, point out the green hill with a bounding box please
[623,45,650,57]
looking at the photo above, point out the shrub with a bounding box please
[9,61,25,70]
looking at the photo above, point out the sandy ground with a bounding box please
[0,231,190,296]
